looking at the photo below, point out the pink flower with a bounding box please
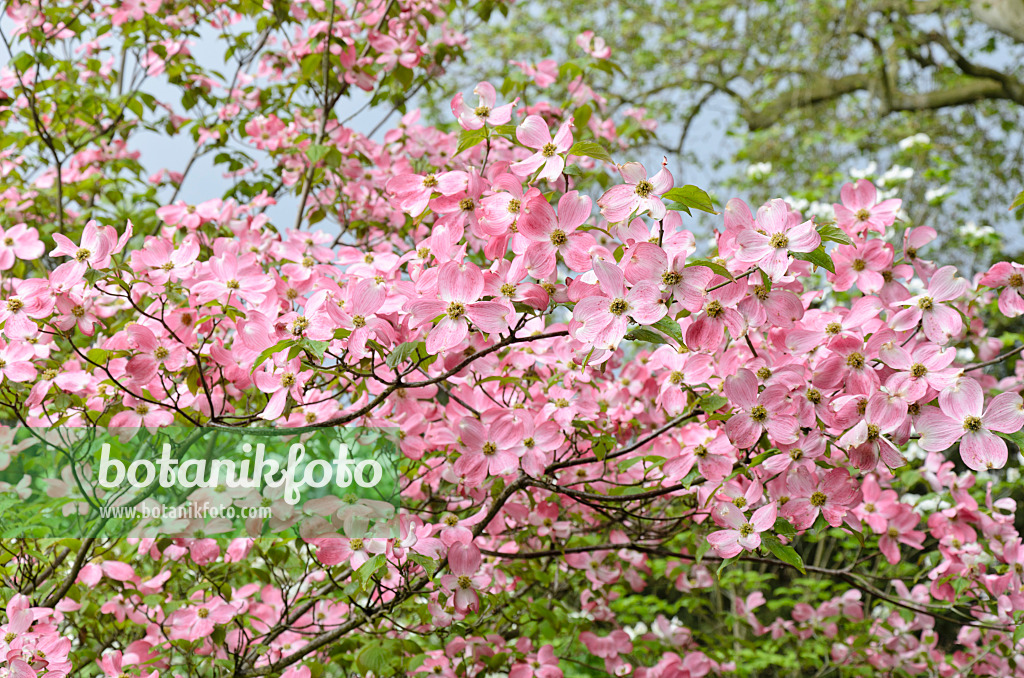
[829,239,892,293]
[833,180,901,234]
[510,115,574,182]
[782,467,861,530]
[735,199,820,282]
[624,243,712,312]
[0,223,43,270]
[980,261,1024,317]
[253,356,311,421]
[169,598,238,642]
[191,253,275,306]
[0,340,36,383]
[450,82,517,130]
[50,219,116,269]
[576,30,611,59]
[440,542,488,614]
[571,259,666,350]
[408,261,510,353]
[109,395,174,437]
[518,191,595,277]
[916,377,1024,470]
[707,501,777,558]
[597,160,673,223]
[453,417,520,483]
[877,505,924,565]
[724,368,798,448]
[890,265,967,344]
[387,171,467,218]
[685,280,746,351]
[510,644,562,678]
[837,391,906,471]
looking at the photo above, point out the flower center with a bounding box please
[457,575,473,589]
[733,496,747,508]
[349,538,364,550]
[482,442,497,456]
[769,233,789,249]
[962,415,983,432]
[694,445,708,458]
[754,285,770,300]
[809,491,827,507]
[918,296,933,311]
[1010,273,1024,288]
[197,607,209,619]
[634,180,655,198]
[507,198,521,214]
[153,346,169,359]
[541,142,558,158]
[352,315,366,328]
[845,352,865,369]
[550,229,568,246]
[135,404,150,415]
[669,371,685,385]
[790,448,803,460]
[2,238,12,246]
[281,373,296,387]
[864,503,875,513]
[910,363,927,378]
[662,271,681,286]
[473,105,491,117]
[750,404,768,422]
[6,298,23,312]
[459,198,475,212]
[705,300,724,319]
[866,424,880,441]
[42,368,58,381]
[291,316,309,334]
[554,398,570,407]
[226,279,241,290]
[422,174,438,188]
[75,248,91,262]
[855,209,871,222]
[906,247,917,260]
[446,301,466,320]
[739,523,754,537]
[501,283,516,297]
[852,259,866,272]
[756,367,772,380]
[882,270,893,283]
[825,322,842,335]
[609,298,629,316]
[523,437,535,448]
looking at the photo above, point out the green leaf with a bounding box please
[773,518,797,539]
[386,341,426,368]
[356,643,394,675]
[817,223,854,245]
[662,185,717,214]
[699,394,728,413]
[252,339,296,371]
[762,534,805,573]
[306,144,330,164]
[651,316,684,344]
[625,327,669,345]
[567,140,613,163]
[792,245,836,274]
[1010,189,1024,211]
[686,258,733,280]
[694,535,712,565]
[409,553,440,577]
[456,128,487,156]
[304,340,328,360]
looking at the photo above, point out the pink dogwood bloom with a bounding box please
[735,199,820,282]
[510,115,574,182]
[597,159,673,223]
[980,261,1024,318]
[833,179,901,234]
[707,501,777,558]
[518,191,595,277]
[890,265,966,344]
[408,261,509,353]
[571,259,665,350]
[724,368,799,448]
[453,417,520,483]
[0,223,43,270]
[783,467,861,530]
[624,243,712,312]
[451,82,516,130]
[441,542,488,614]
[916,377,1024,470]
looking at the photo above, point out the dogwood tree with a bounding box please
[2,1,1024,677]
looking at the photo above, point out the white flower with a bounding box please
[746,162,772,179]
[898,133,931,150]
[807,201,835,222]
[850,161,877,179]
[925,186,952,202]
[783,196,809,212]
[878,164,913,186]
